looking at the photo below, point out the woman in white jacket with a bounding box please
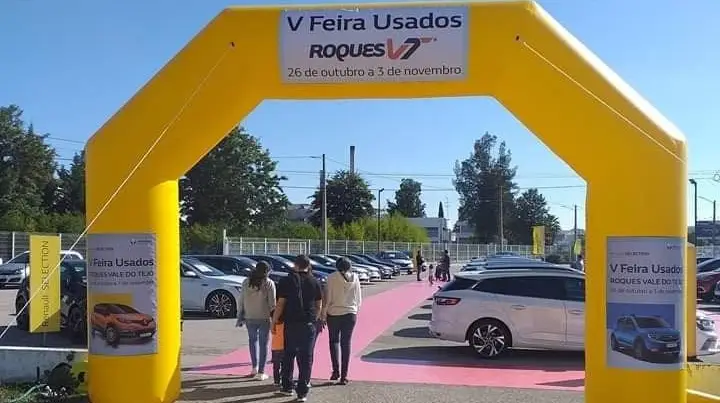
[321,257,362,385]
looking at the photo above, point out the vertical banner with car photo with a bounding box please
[29,234,61,333]
[87,233,158,356]
[606,236,685,370]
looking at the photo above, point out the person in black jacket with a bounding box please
[271,255,323,402]
[415,249,424,282]
[441,250,451,282]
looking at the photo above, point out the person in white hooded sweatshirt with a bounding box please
[320,257,362,385]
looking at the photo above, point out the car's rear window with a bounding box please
[439,277,477,292]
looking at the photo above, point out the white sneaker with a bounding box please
[297,397,307,402]
[254,373,268,381]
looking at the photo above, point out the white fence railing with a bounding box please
[2,231,718,264]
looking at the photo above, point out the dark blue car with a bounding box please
[610,315,681,361]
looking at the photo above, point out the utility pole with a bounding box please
[321,154,328,254]
[377,188,384,252]
[498,185,504,250]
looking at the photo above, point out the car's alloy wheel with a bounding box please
[207,291,236,318]
[470,321,508,358]
[14,297,29,331]
[68,307,87,343]
[634,340,645,360]
[105,326,119,346]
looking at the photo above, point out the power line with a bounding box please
[280,184,586,192]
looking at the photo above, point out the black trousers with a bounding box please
[281,322,317,397]
[327,313,357,379]
[271,350,283,384]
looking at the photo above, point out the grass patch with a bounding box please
[0,383,88,402]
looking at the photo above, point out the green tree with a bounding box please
[386,178,426,218]
[309,170,374,228]
[180,127,289,234]
[438,201,444,218]
[509,188,561,244]
[0,105,57,231]
[52,150,86,215]
[453,132,518,243]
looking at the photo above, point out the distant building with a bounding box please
[554,229,585,247]
[452,220,475,243]
[692,220,720,244]
[287,203,314,223]
[407,217,450,243]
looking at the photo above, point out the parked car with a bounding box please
[0,250,84,288]
[180,257,245,318]
[326,254,381,281]
[14,259,88,343]
[90,303,156,347]
[356,254,401,276]
[460,258,574,273]
[698,258,720,274]
[242,254,328,286]
[342,254,393,279]
[309,254,371,283]
[697,257,715,266]
[430,267,719,358]
[697,268,720,302]
[715,281,720,300]
[376,250,413,270]
[272,254,339,278]
[185,255,288,284]
[610,315,681,361]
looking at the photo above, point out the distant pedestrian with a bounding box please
[427,264,435,286]
[573,254,585,272]
[271,254,324,402]
[322,257,362,384]
[237,261,276,380]
[441,250,451,282]
[415,249,424,282]
[270,320,284,387]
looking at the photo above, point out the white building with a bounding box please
[407,217,450,243]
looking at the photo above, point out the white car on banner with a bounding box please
[430,268,719,358]
[181,257,246,319]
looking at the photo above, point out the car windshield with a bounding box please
[635,317,670,329]
[62,253,83,260]
[385,252,409,259]
[108,304,140,314]
[317,256,336,265]
[186,260,225,276]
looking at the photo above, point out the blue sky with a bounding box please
[2,0,718,232]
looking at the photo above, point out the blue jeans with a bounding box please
[246,319,271,373]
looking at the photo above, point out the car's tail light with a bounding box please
[434,297,461,306]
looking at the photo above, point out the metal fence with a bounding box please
[2,230,719,264]
[224,237,543,263]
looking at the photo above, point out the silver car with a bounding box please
[0,250,84,288]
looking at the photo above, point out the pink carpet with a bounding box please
[186,280,586,391]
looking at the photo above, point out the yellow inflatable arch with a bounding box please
[85,1,688,403]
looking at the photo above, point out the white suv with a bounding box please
[430,268,719,358]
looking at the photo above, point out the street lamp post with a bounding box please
[689,179,698,245]
[377,188,384,253]
[309,154,328,254]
